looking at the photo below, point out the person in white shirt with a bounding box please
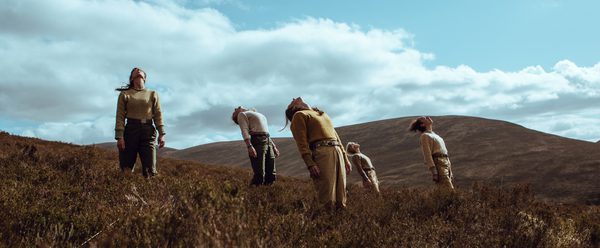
[232,106,280,186]
[408,116,454,189]
[346,142,380,194]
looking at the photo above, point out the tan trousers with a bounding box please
[312,146,347,208]
[434,156,454,190]
[366,170,380,193]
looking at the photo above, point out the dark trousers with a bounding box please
[249,135,276,186]
[119,123,157,178]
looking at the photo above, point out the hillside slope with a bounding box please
[93,142,179,157]
[167,116,600,204]
[0,131,599,247]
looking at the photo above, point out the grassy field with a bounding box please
[0,131,599,247]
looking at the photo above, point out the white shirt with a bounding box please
[237,111,269,140]
[420,131,449,170]
[348,153,375,170]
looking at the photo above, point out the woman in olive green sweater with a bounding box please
[115,67,166,178]
[284,97,352,209]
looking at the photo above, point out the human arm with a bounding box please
[244,138,257,158]
[115,92,126,151]
[152,91,166,148]
[420,134,438,181]
[290,112,319,177]
[236,113,256,157]
[334,130,352,173]
[237,112,251,141]
[353,155,370,182]
[271,139,280,157]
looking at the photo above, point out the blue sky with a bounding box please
[1,0,600,148]
[198,0,600,71]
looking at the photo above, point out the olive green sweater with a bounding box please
[115,88,165,139]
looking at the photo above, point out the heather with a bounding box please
[0,132,598,247]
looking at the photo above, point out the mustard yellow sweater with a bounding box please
[115,88,165,139]
[290,109,348,168]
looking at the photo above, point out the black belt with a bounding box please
[127,118,153,125]
[310,139,340,150]
[432,153,449,158]
[250,132,270,138]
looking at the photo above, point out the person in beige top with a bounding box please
[115,67,165,178]
[285,97,352,209]
[346,142,380,194]
[231,106,279,186]
[408,116,454,189]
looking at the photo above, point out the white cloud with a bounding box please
[1,0,600,148]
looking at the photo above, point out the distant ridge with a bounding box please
[163,116,600,204]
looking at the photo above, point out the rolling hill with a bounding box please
[165,116,600,204]
[1,130,599,246]
[93,142,179,157]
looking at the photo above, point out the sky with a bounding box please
[1,0,600,149]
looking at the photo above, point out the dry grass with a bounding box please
[0,131,598,247]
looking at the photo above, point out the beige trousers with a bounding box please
[312,146,347,208]
[366,170,380,193]
[434,156,454,190]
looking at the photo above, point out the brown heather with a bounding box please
[0,131,599,247]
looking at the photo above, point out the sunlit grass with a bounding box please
[0,131,598,247]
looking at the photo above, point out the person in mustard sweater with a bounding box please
[284,97,352,209]
[408,116,454,189]
[115,67,166,178]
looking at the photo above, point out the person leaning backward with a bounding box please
[115,67,166,178]
[408,116,454,190]
[284,97,352,209]
[232,106,280,186]
[346,142,380,194]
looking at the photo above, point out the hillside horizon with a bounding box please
[93,115,600,204]
[94,115,600,150]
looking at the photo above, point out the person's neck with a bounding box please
[133,80,145,90]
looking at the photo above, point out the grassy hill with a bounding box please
[0,131,599,247]
[166,116,600,204]
[93,142,179,157]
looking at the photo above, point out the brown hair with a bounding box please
[115,67,146,91]
[281,106,324,130]
[232,108,256,125]
[231,110,240,124]
[408,118,427,133]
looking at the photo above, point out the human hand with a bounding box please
[308,165,320,178]
[432,173,439,182]
[362,180,371,188]
[248,146,257,158]
[117,138,125,151]
[345,160,352,173]
[158,135,165,148]
[273,146,280,158]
